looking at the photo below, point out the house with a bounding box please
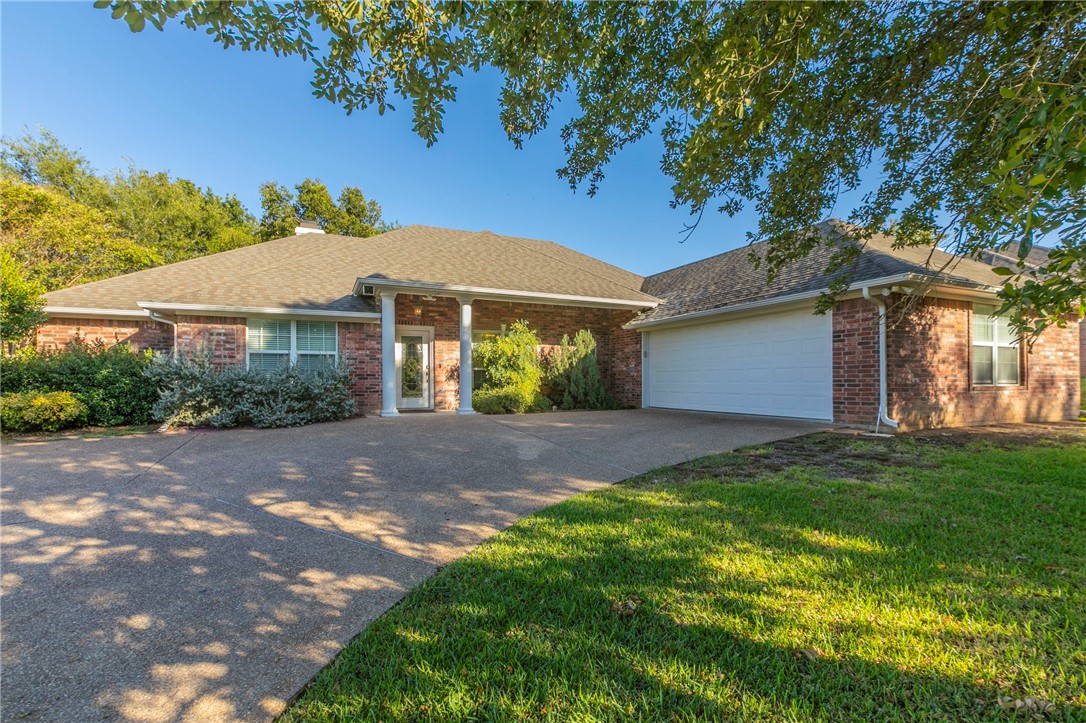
[39,221,1081,431]
[980,241,1086,377]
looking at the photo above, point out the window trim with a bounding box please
[971,304,1020,387]
[246,319,338,370]
[470,329,501,391]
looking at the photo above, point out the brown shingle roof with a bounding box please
[44,225,656,314]
[634,220,1008,324]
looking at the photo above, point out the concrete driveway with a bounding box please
[1,409,822,722]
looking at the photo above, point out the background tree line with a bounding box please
[0,127,396,344]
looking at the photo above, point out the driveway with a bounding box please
[1,409,822,722]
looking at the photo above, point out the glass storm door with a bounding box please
[396,329,432,410]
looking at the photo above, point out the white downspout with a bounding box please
[861,287,900,433]
[147,311,178,359]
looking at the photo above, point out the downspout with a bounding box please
[147,311,178,359]
[861,287,900,433]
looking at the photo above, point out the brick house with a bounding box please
[40,220,1081,431]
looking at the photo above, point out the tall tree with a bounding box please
[105,1,1086,336]
[0,248,47,348]
[1,129,261,262]
[0,127,108,203]
[258,181,300,240]
[0,179,160,290]
[258,178,395,239]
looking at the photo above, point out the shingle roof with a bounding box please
[979,241,1052,270]
[44,225,656,314]
[634,220,1008,324]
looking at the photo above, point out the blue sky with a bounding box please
[4,2,855,276]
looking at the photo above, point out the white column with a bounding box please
[380,292,399,417]
[457,297,475,415]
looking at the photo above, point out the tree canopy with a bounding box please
[0,128,398,343]
[0,248,47,348]
[258,178,395,240]
[101,0,1085,335]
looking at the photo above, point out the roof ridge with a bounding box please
[646,238,769,280]
[479,230,654,299]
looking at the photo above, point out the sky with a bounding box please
[3,1,855,276]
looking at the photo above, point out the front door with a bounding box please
[396,328,432,410]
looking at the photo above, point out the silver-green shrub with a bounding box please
[145,351,356,428]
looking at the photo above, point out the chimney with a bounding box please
[295,219,325,235]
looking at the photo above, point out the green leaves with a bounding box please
[95,1,1086,341]
[257,178,395,241]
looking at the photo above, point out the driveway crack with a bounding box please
[126,431,203,484]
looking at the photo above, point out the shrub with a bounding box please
[544,329,616,410]
[472,320,546,413]
[0,337,157,426]
[145,352,356,428]
[0,391,87,433]
[472,386,549,415]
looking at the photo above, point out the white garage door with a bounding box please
[644,306,832,420]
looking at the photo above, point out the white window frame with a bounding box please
[246,319,338,370]
[971,304,1020,386]
[470,329,501,390]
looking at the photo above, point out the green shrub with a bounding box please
[543,328,616,410]
[472,320,545,413]
[145,352,356,428]
[0,337,157,426]
[0,391,88,433]
[472,386,549,415]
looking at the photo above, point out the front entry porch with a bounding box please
[380,293,475,417]
[362,288,643,418]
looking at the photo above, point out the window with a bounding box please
[971,304,1019,385]
[471,329,500,390]
[247,320,337,371]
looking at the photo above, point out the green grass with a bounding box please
[285,430,1086,722]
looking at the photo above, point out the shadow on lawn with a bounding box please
[288,434,1085,721]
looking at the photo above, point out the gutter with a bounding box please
[861,287,900,433]
[147,311,178,359]
[354,277,658,310]
[624,273,925,330]
[136,302,380,322]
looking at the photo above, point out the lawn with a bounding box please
[285,428,1086,722]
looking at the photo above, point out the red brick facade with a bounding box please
[36,318,173,353]
[832,299,881,425]
[40,290,1076,428]
[379,295,641,413]
[175,315,246,369]
[338,321,382,413]
[833,295,1081,431]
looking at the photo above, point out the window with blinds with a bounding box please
[247,320,337,371]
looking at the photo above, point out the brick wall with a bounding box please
[39,301,646,416]
[1081,327,1086,377]
[886,296,1080,430]
[832,298,881,425]
[36,317,174,353]
[607,322,642,407]
[834,295,1080,430]
[175,315,246,369]
[388,296,641,411]
[339,321,382,414]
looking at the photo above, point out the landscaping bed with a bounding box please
[284,424,1086,722]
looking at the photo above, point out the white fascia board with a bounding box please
[353,277,658,310]
[136,302,381,323]
[624,273,1002,330]
[44,306,152,320]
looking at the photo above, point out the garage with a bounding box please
[642,306,833,420]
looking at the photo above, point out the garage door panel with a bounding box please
[646,307,832,421]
